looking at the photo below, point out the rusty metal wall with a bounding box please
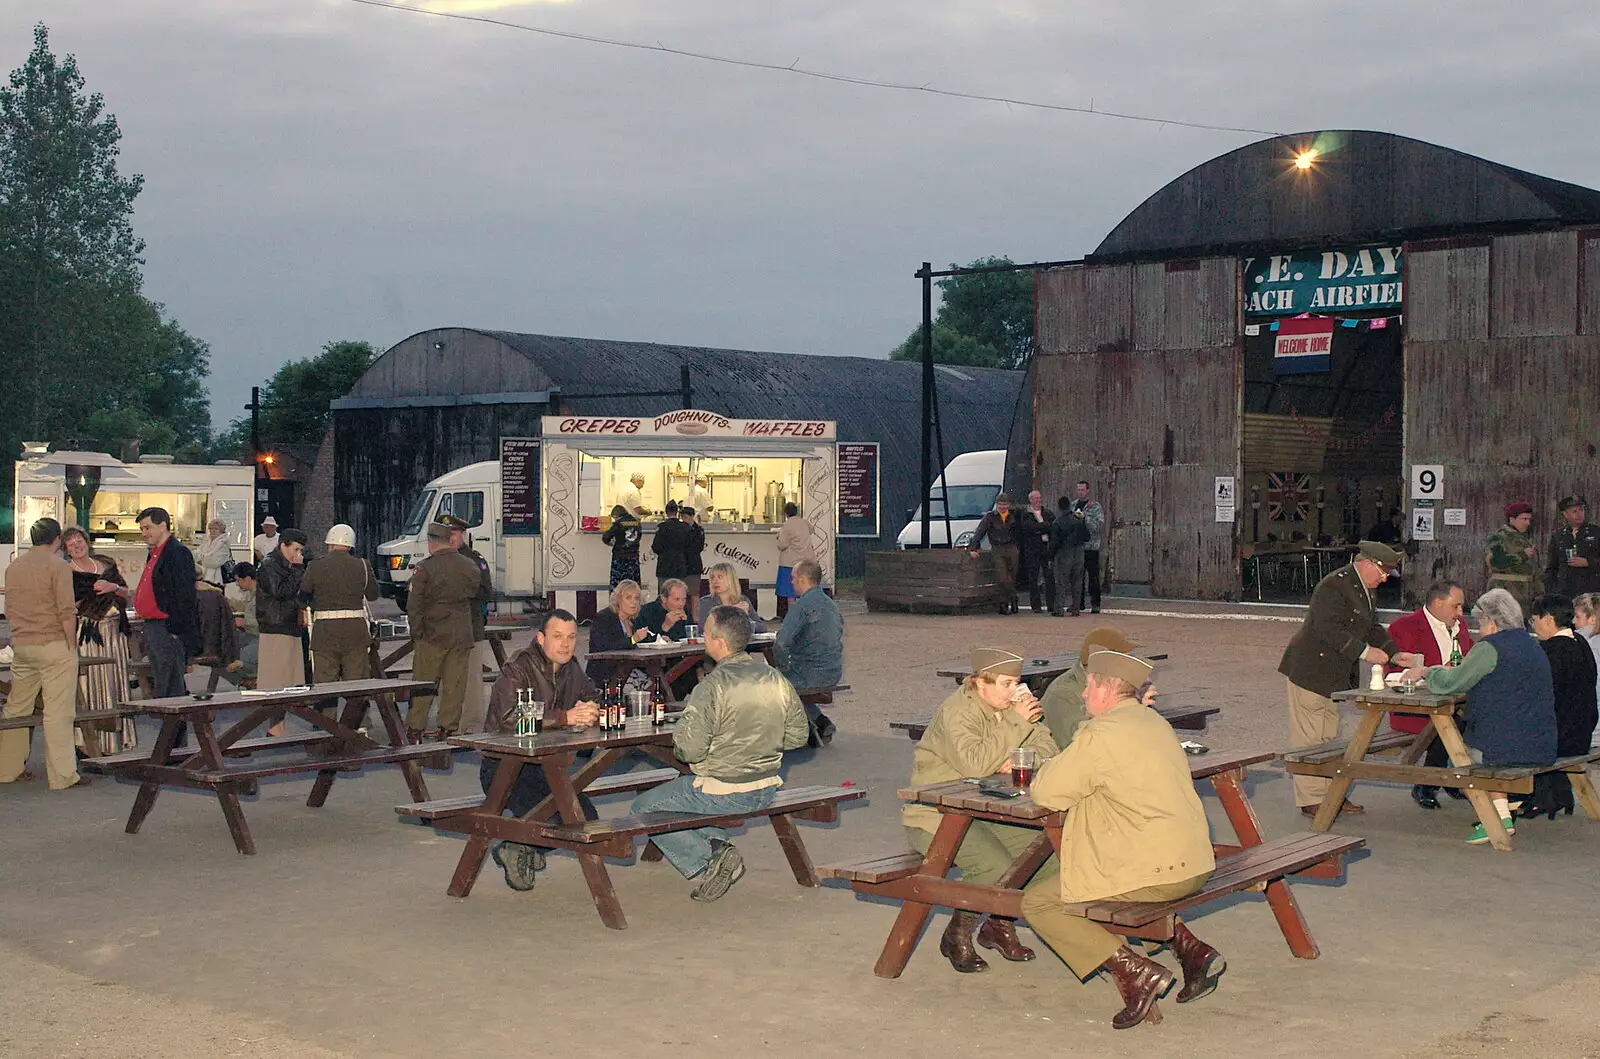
[1405,227,1600,599]
[1034,259,1242,598]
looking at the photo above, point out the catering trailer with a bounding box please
[9,445,255,588]
[375,411,838,618]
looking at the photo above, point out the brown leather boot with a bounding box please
[405,728,424,744]
[937,911,988,973]
[1100,946,1176,1029]
[976,917,1035,961]
[1169,921,1226,1003]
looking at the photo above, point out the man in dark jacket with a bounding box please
[133,507,200,700]
[651,500,692,595]
[970,494,1020,615]
[480,609,601,891]
[1546,495,1600,597]
[255,528,309,735]
[440,514,494,728]
[681,506,706,613]
[405,523,482,739]
[1278,540,1420,817]
[1048,495,1091,617]
[1015,490,1055,614]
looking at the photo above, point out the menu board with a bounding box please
[500,437,540,536]
[836,442,880,539]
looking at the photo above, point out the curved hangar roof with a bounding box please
[1092,130,1600,262]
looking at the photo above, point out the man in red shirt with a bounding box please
[1387,581,1473,809]
[134,507,200,704]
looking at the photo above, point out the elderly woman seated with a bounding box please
[586,579,651,685]
[1406,588,1557,844]
[903,646,1059,973]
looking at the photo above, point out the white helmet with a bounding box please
[325,524,357,548]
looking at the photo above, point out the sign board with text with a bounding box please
[1410,464,1444,502]
[1244,246,1404,316]
[836,442,880,538]
[500,437,540,536]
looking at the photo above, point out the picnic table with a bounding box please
[889,701,1218,742]
[934,651,1170,687]
[401,722,863,929]
[371,625,522,678]
[585,635,779,703]
[823,747,1363,979]
[82,678,454,854]
[1283,687,1600,851]
[0,656,133,758]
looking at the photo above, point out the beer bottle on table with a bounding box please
[1449,640,1462,667]
[597,686,610,731]
[652,677,666,726]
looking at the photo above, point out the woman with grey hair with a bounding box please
[1403,587,1557,844]
[196,518,234,586]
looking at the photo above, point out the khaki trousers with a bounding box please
[312,645,370,685]
[905,821,1055,888]
[1287,679,1340,806]
[408,641,471,731]
[0,641,80,789]
[1021,870,1209,979]
[464,640,487,732]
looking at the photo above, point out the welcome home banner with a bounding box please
[1273,317,1334,374]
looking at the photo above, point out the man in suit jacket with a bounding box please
[1278,540,1421,818]
[1387,581,1473,809]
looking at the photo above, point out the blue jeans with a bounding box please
[143,618,189,698]
[629,775,776,878]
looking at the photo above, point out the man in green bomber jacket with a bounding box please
[630,604,811,902]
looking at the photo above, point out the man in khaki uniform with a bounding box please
[904,646,1058,972]
[1485,502,1541,618]
[0,518,88,790]
[299,524,378,684]
[405,522,481,740]
[439,514,494,730]
[1037,626,1139,747]
[1021,651,1219,1030]
[1278,540,1420,816]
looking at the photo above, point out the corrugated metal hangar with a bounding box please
[1018,129,1600,603]
[325,329,1023,577]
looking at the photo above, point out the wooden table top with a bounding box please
[1332,687,1467,713]
[889,701,1218,731]
[133,678,434,715]
[450,724,675,758]
[586,639,775,663]
[936,651,1169,680]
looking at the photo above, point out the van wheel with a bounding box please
[391,588,408,610]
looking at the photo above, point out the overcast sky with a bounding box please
[8,0,1599,428]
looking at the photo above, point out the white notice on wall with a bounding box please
[1410,464,1444,502]
[1443,508,1467,527]
[1411,508,1436,541]
[1214,476,1236,523]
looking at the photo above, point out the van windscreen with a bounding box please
[921,485,1001,521]
[401,490,437,535]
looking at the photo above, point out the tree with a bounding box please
[214,340,381,457]
[0,24,212,537]
[889,256,1035,370]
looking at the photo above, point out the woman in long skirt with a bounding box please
[62,527,137,755]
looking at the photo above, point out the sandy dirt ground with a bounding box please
[4,601,1599,1058]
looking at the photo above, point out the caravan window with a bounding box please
[439,490,485,528]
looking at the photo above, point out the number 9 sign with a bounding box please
[1410,465,1444,502]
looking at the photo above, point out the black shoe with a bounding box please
[1411,785,1441,810]
[1091,606,1101,614]
[815,713,836,746]
[1443,786,1469,801]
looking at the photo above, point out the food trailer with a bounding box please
[539,411,837,616]
[9,445,255,586]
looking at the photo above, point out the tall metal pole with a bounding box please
[919,263,933,548]
[249,386,261,470]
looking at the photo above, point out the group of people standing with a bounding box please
[969,484,1105,617]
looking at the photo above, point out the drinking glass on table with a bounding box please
[1009,747,1038,791]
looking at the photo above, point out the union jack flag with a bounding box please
[1267,472,1310,522]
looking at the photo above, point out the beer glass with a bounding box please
[1010,747,1038,791]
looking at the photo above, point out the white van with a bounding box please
[895,449,1007,549]
[376,461,512,605]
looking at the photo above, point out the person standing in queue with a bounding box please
[1278,540,1421,818]
[404,522,481,741]
[602,504,642,588]
[1021,650,1223,1031]
[1071,481,1106,614]
[1384,582,1473,810]
[1546,495,1600,598]
[651,500,692,597]
[480,609,601,891]
[255,528,308,736]
[1486,501,1542,619]
[680,505,705,618]
[774,502,817,619]
[970,493,1020,615]
[298,524,378,689]
[1016,490,1055,615]
[1047,493,1091,618]
[904,646,1058,972]
[440,514,494,729]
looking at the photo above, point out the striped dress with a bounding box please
[72,563,137,755]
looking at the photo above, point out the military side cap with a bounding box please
[1356,540,1403,569]
[1078,626,1139,666]
[1559,495,1587,512]
[1086,649,1153,686]
[1504,501,1533,519]
[971,646,1025,679]
[437,514,470,530]
[426,521,453,541]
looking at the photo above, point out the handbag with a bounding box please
[220,559,238,584]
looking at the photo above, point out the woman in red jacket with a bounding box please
[1386,581,1473,809]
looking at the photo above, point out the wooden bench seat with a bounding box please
[1280,728,1416,766]
[527,784,862,844]
[820,851,924,885]
[1473,749,1600,782]
[395,766,681,821]
[0,707,136,732]
[82,732,345,771]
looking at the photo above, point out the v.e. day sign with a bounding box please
[1244,246,1403,316]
